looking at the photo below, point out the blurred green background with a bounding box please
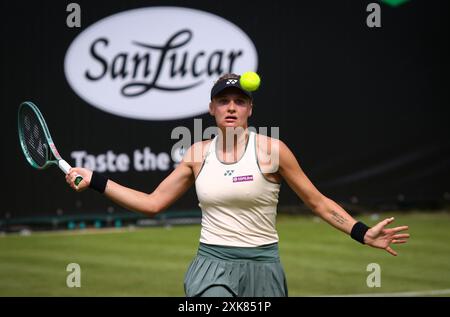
[1,211,449,296]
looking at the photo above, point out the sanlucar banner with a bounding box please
[64,6,258,120]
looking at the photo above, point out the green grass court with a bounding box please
[1,211,449,296]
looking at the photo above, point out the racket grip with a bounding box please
[59,159,84,186]
[74,176,83,186]
[58,159,72,174]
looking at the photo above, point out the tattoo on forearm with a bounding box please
[331,210,348,225]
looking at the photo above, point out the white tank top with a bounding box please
[195,131,281,247]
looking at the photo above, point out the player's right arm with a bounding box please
[66,144,200,216]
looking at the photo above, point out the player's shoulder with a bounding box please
[183,139,213,164]
[190,139,213,152]
[255,133,286,153]
[255,133,278,144]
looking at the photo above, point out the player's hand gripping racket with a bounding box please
[18,101,83,186]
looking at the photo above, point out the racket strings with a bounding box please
[20,107,47,167]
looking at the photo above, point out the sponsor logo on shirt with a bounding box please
[224,170,235,176]
[232,175,253,183]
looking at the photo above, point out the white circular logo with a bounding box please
[64,7,258,120]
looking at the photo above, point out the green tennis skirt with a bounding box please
[184,242,288,297]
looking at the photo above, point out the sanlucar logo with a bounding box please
[64,7,258,120]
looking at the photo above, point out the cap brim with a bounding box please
[210,78,252,100]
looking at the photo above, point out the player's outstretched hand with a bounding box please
[66,168,93,192]
[364,217,410,256]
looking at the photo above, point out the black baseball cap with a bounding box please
[210,77,253,100]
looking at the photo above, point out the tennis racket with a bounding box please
[18,101,83,186]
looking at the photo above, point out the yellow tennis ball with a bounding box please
[240,71,261,92]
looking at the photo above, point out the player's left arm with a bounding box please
[275,139,410,255]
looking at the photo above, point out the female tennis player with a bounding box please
[66,73,410,297]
